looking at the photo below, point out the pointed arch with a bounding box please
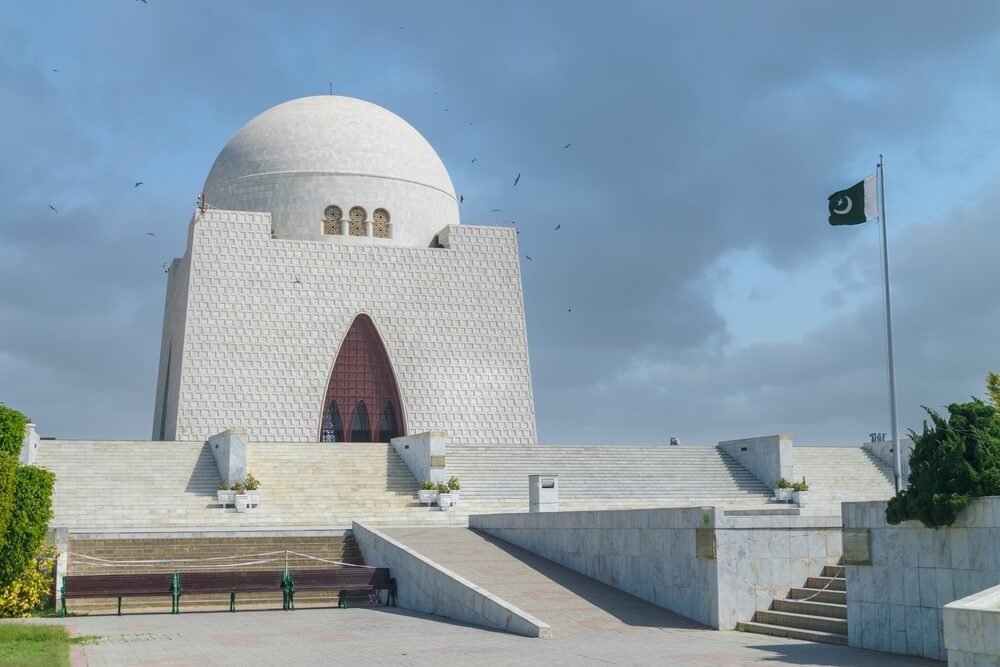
[319,314,406,442]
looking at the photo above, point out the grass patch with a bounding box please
[0,623,80,666]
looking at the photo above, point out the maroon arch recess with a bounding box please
[320,314,405,442]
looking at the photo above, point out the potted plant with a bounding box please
[233,480,250,513]
[774,477,792,502]
[418,480,438,506]
[792,478,810,507]
[244,473,261,507]
[446,475,461,504]
[217,479,236,507]
[436,482,453,511]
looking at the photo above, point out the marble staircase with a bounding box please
[792,447,896,516]
[738,562,848,645]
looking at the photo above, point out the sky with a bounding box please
[1,1,999,446]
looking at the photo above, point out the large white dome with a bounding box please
[203,96,459,246]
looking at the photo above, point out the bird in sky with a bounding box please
[524,255,532,261]
[48,204,58,213]
[443,108,448,112]
[459,195,464,203]
[554,224,561,231]
[567,308,572,312]
[491,209,501,212]
[564,142,572,149]
[136,0,147,4]
[471,158,477,163]
[51,69,60,73]
[146,232,157,237]
[162,262,169,273]
[513,173,521,187]
[134,181,144,188]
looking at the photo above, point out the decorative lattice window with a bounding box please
[323,205,343,235]
[349,206,367,236]
[373,208,391,238]
[350,401,371,442]
[319,314,405,442]
[321,399,343,442]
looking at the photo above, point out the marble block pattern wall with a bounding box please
[843,498,1000,661]
[152,208,536,444]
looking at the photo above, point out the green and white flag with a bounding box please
[828,174,878,225]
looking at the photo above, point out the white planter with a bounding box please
[418,489,437,506]
[775,488,792,502]
[793,491,810,507]
[235,494,250,512]
[217,490,236,506]
[438,493,453,510]
[448,490,460,504]
[246,491,261,507]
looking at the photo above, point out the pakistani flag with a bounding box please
[828,174,878,225]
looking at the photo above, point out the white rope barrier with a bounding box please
[285,551,374,569]
[67,550,375,570]
[69,557,284,569]
[70,551,286,564]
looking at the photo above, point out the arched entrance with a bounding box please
[320,315,405,442]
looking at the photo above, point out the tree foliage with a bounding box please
[0,545,57,618]
[987,372,1000,410]
[0,466,55,591]
[0,452,16,545]
[886,399,1000,527]
[0,404,26,458]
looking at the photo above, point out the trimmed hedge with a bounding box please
[0,466,55,591]
[0,404,26,458]
[0,452,15,545]
[886,399,1000,527]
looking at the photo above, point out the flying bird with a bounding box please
[567,308,572,312]
[146,232,157,237]
[162,262,169,273]
[136,0,147,4]
[471,158,477,163]
[524,255,532,261]
[134,181,144,188]
[513,173,521,187]
[491,209,502,212]
[459,195,464,203]
[563,142,572,149]
[554,224,560,231]
[51,69,60,73]
[48,204,58,213]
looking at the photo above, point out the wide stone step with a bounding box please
[754,609,848,634]
[772,599,847,619]
[822,565,845,578]
[737,621,848,646]
[787,587,846,604]
[805,576,846,592]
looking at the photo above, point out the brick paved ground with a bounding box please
[15,605,941,666]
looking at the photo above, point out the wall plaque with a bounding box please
[696,528,716,559]
[843,528,871,565]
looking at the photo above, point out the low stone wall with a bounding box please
[390,431,446,485]
[843,497,1000,661]
[944,583,1000,666]
[717,434,793,490]
[352,521,551,638]
[471,507,841,629]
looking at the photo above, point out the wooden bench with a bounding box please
[61,573,178,616]
[175,570,287,612]
[285,567,395,610]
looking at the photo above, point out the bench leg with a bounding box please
[117,597,122,617]
[61,597,66,618]
[230,591,236,612]
[338,590,347,609]
[289,591,295,611]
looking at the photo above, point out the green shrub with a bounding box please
[447,475,460,491]
[791,478,809,492]
[0,544,57,618]
[776,477,791,489]
[0,466,55,590]
[0,404,26,458]
[243,473,260,491]
[886,400,1000,527]
[435,482,450,495]
[420,480,435,491]
[0,452,15,542]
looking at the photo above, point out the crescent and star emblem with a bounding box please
[833,195,853,215]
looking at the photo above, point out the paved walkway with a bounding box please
[382,525,695,637]
[16,606,940,666]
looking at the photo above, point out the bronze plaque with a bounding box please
[429,455,446,468]
[696,528,716,559]
[843,528,871,565]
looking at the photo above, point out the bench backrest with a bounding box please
[288,567,391,589]
[63,573,175,596]
[177,570,284,594]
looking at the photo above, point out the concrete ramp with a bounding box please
[379,526,702,638]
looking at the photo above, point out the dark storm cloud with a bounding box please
[1,1,999,442]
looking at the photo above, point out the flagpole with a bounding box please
[878,155,902,493]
